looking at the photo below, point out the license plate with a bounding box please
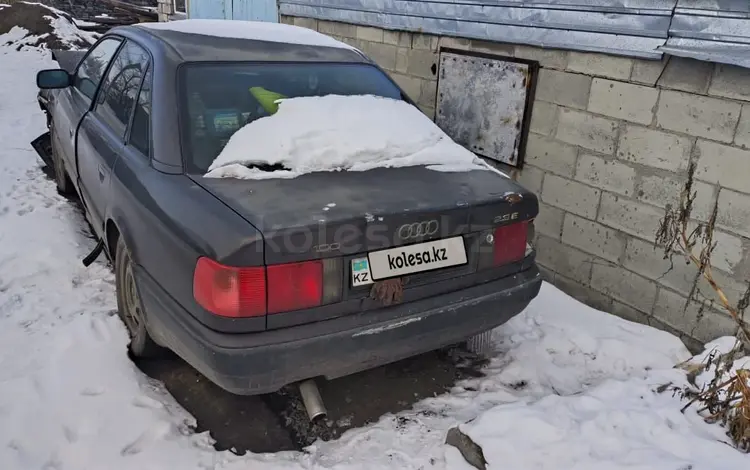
[367,236,467,281]
[351,257,374,287]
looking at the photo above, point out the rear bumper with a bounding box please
[137,265,542,395]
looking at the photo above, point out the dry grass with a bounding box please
[707,369,750,451]
[678,347,750,451]
[656,161,750,452]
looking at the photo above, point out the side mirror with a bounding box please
[37,69,71,89]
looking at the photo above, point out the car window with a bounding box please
[179,62,404,173]
[129,65,152,156]
[95,40,150,139]
[73,37,122,103]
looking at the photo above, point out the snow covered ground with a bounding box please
[1,23,749,470]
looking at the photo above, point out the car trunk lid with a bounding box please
[191,166,536,262]
[190,166,537,330]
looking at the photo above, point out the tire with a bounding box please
[465,330,494,355]
[115,237,164,358]
[50,120,73,195]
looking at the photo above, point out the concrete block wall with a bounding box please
[281,15,750,351]
[156,0,174,22]
[157,0,186,22]
[281,15,469,119]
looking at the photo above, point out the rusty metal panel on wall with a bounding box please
[435,50,535,167]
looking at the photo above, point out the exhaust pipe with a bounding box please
[298,379,327,422]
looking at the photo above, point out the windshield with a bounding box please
[179,62,405,173]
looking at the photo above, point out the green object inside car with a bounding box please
[249,87,287,114]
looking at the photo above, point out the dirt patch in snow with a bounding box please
[0,2,95,50]
[134,347,487,454]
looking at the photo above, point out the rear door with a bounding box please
[54,37,122,189]
[77,39,151,234]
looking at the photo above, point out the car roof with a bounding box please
[109,19,369,64]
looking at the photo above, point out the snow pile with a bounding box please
[485,282,690,397]
[459,377,750,469]
[139,19,355,51]
[1,44,748,470]
[206,95,493,180]
[0,1,98,50]
[450,285,750,469]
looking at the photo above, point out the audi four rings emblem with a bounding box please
[398,220,439,239]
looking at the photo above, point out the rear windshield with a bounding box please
[179,62,404,173]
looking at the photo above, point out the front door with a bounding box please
[56,37,123,191]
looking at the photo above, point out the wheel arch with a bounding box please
[105,215,137,265]
[105,219,120,262]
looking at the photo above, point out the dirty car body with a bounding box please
[36,22,542,395]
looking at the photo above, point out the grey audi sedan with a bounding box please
[35,19,541,417]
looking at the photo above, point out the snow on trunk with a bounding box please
[205,95,493,180]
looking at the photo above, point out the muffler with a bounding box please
[298,379,327,422]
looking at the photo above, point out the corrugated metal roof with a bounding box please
[279,0,750,67]
[659,0,750,68]
[674,0,750,15]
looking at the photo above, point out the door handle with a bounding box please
[98,165,105,182]
[69,128,74,138]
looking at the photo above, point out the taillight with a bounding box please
[193,257,340,318]
[493,221,529,265]
[193,257,266,317]
[267,261,323,314]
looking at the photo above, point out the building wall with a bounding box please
[156,0,178,22]
[163,0,278,22]
[281,15,750,351]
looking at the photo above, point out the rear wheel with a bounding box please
[115,238,163,358]
[50,120,73,195]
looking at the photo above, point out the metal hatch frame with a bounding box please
[435,47,539,169]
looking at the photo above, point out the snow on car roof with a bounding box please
[138,19,354,50]
[205,95,499,180]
